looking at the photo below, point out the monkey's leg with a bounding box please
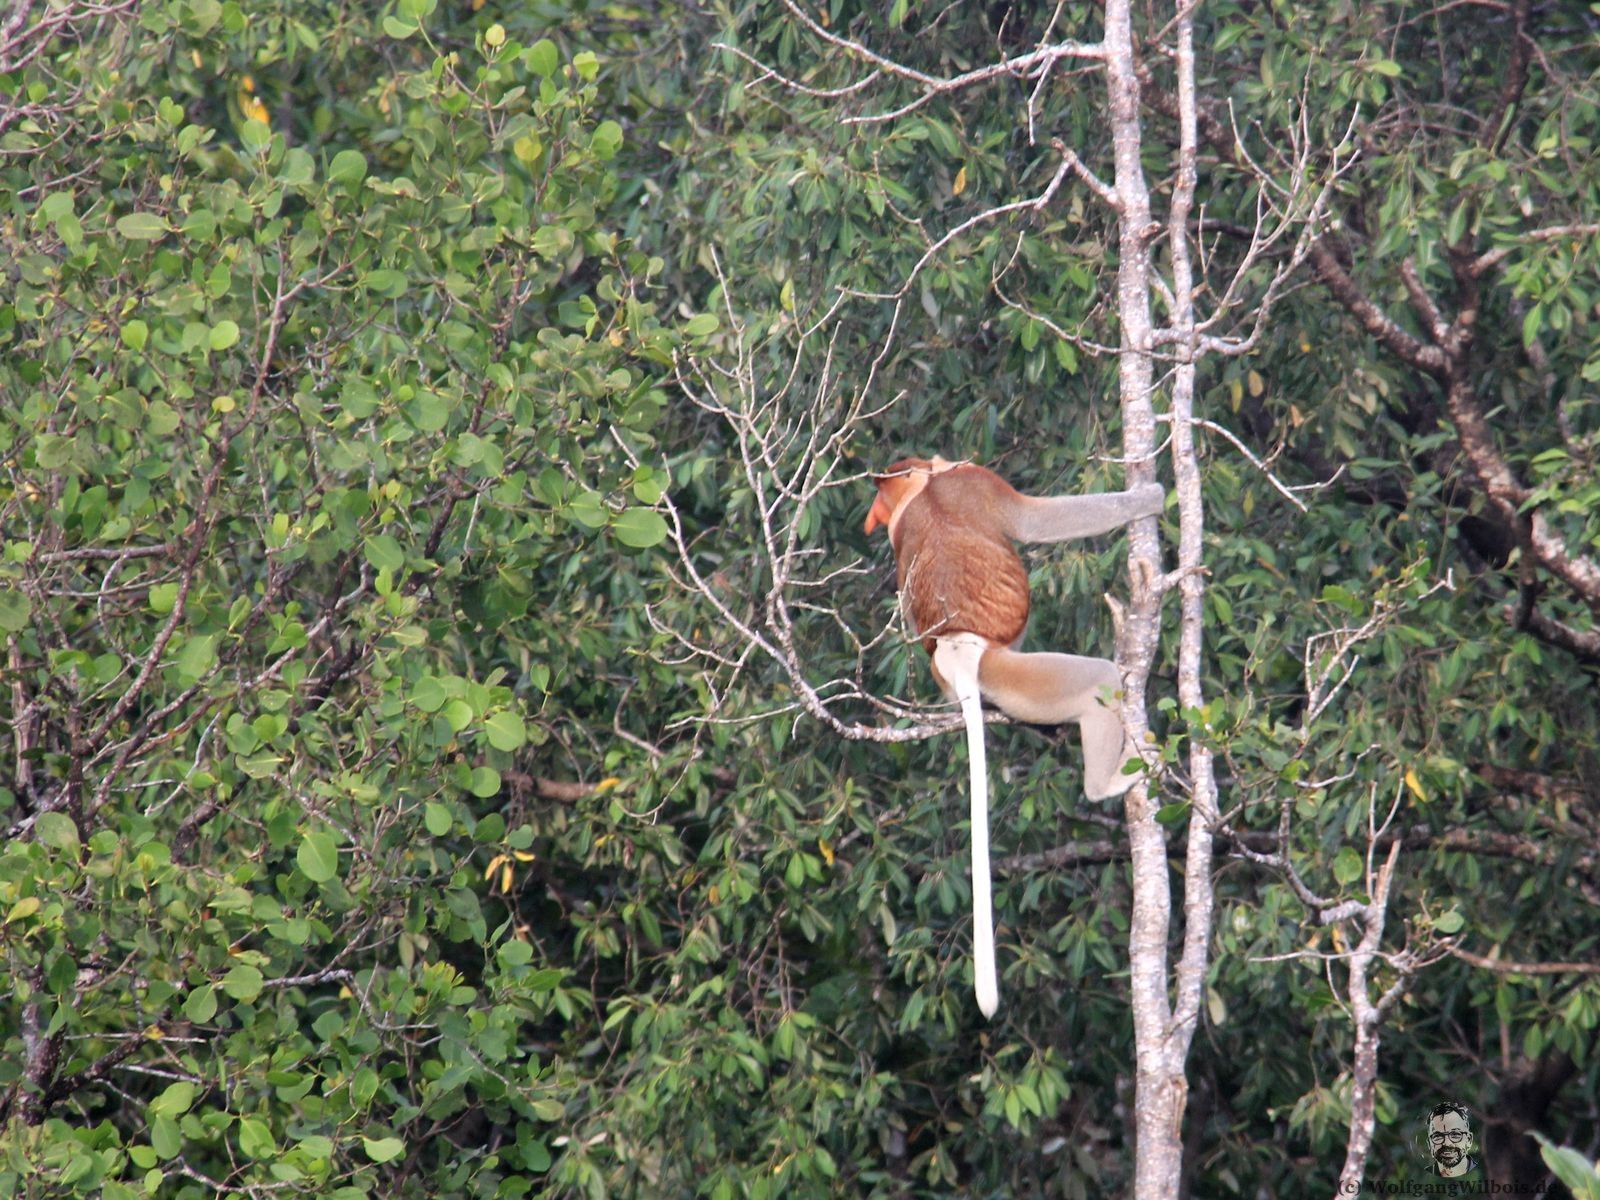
[977,647,1142,800]
[931,633,999,1019]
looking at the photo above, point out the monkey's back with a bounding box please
[892,471,1030,651]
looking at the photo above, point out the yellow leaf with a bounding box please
[1404,767,1426,801]
[1229,378,1243,411]
[953,165,968,197]
[472,0,484,8]
[484,853,507,881]
[1247,369,1265,397]
[818,838,834,867]
[499,863,514,893]
[145,1025,163,1040]
[596,777,622,794]
[485,23,506,48]
[4,897,40,923]
[511,850,536,862]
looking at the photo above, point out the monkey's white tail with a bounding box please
[933,634,998,1019]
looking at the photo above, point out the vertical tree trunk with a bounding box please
[1101,1,1188,1196]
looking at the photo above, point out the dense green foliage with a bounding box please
[2,1,1597,1197]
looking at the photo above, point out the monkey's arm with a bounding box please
[1006,483,1163,543]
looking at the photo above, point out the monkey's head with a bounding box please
[864,456,955,536]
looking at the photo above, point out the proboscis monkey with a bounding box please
[865,455,1163,1017]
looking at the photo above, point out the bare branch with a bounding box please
[1468,223,1600,277]
[762,0,1103,127]
[1448,945,1600,976]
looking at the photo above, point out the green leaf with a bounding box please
[1536,1137,1600,1200]
[1321,584,1361,614]
[149,582,178,614]
[116,212,169,241]
[424,803,452,836]
[591,120,623,160]
[149,1082,196,1118]
[684,313,719,337]
[184,984,218,1022]
[611,508,668,549]
[526,968,563,991]
[5,897,40,923]
[573,50,599,81]
[222,963,264,1001]
[513,134,543,164]
[498,938,533,967]
[240,119,269,153]
[278,146,315,186]
[483,711,526,752]
[35,811,80,852]
[531,225,574,258]
[185,0,221,34]
[147,400,180,436]
[181,208,217,240]
[442,699,475,733]
[526,39,559,77]
[297,831,340,882]
[328,149,368,185]
[363,1136,405,1163]
[209,320,240,351]
[405,391,450,431]
[0,587,30,633]
[410,676,448,712]
[122,319,149,351]
[362,268,407,297]
[1332,847,1364,886]
[238,1117,278,1159]
[1523,303,1544,348]
[363,534,405,573]
[174,634,217,684]
[151,1116,181,1159]
[469,766,501,797]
